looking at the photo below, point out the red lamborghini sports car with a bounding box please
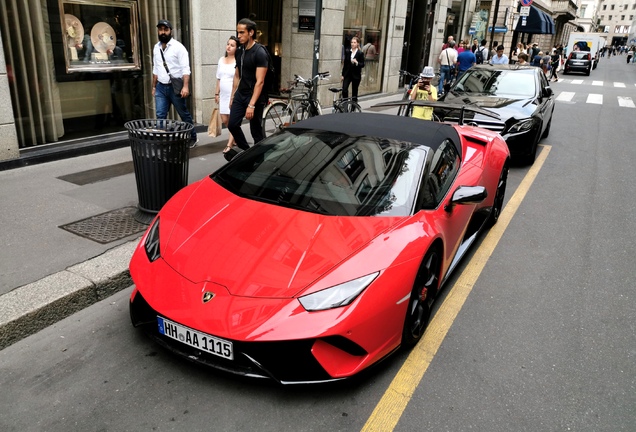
[129,112,510,384]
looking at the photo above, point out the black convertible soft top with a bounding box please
[287,112,462,156]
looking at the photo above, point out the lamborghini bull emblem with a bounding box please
[202,291,216,303]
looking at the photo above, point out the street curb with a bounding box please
[0,241,138,350]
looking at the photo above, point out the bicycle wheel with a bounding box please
[292,104,312,123]
[336,100,362,113]
[261,101,290,137]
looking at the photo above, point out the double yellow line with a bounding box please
[361,145,551,431]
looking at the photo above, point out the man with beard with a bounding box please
[152,19,197,147]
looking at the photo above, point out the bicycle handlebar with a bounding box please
[293,72,331,87]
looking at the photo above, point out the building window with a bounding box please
[610,4,615,10]
[621,15,625,20]
[580,6,587,16]
[343,0,388,96]
[603,5,607,10]
[609,15,612,20]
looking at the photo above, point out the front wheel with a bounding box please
[486,162,509,228]
[261,101,290,137]
[402,246,441,348]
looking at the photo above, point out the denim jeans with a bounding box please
[155,82,196,141]
[228,91,265,150]
[438,65,452,95]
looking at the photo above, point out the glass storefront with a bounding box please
[0,0,186,148]
[343,0,388,95]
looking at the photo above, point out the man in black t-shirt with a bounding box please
[228,18,268,151]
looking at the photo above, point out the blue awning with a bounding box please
[515,5,555,34]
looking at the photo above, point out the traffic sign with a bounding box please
[520,6,530,15]
[520,0,533,6]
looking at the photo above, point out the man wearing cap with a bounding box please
[152,19,197,147]
[410,66,438,121]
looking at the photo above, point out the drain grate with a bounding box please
[60,207,148,244]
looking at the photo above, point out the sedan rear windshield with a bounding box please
[569,51,591,60]
[213,129,428,217]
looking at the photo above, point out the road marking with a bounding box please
[571,79,584,84]
[586,94,603,104]
[556,92,575,102]
[361,146,552,432]
[592,81,603,86]
[614,82,626,88]
[617,96,635,108]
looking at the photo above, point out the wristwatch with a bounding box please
[248,105,255,109]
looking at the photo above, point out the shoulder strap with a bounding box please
[159,47,172,77]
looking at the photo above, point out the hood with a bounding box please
[159,179,403,298]
[442,91,537,120]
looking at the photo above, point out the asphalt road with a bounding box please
[1,57,635,431]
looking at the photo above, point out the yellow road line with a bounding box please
[361,146,552,432]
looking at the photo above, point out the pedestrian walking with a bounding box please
[152,19,197,147]
[216,36,238,154]
[341,36,365,102]
[228,18,269,152]
[438,40,458,96]
[549,48,561,81]
[456,47,476,80]
[489,45,509,65]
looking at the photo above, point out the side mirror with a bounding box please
[445,186,487,212]
[543,87,554,98]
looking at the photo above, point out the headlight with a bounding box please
[144,218,161,262]
[298,272,379,311]
[508,118,535,134]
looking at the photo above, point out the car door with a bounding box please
[536,71,554,134]
[416,139,474,273]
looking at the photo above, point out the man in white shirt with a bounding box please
[152,19,197,147]
[438,40,458,96]
[489,45,509,65]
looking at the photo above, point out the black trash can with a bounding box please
[125,119,194,224]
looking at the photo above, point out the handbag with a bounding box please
[159,49,185,96]
[208,105,222,137]
[171,77,184,96]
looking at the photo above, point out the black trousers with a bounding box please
[342,76,361,101]
[228,92,265,150]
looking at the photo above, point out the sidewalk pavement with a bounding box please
[0,92,402,349]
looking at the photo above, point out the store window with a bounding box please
[343,0,388,95]
[0,0,186,148]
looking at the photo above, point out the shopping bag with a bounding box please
[208,107,222,137]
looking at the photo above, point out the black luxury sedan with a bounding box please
[436,65,555,165]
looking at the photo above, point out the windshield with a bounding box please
[212,129,428,217]
[453,68,537,98]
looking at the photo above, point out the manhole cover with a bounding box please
[59,207,148,244]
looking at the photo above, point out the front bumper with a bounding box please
[130,289,371,384]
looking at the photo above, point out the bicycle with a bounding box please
[261,72,361,137]
[291,72,364,121]
[397,70,421,116]
[261,78,302,138]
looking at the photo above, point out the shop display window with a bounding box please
[59,0,140,73]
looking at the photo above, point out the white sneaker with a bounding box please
[189,137,199,148]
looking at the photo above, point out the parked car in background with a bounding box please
[564,51,593,76]
[436,64,555,165]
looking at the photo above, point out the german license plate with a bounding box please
[157,316,233,360]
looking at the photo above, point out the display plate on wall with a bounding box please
[59,0,140,72]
